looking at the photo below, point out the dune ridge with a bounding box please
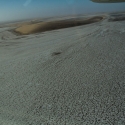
[14,16,104,35]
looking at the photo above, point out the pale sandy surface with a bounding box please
[0,14,125,125]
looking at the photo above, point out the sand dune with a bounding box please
[15,16,104,35]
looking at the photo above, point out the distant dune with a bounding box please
[15,16,104,35]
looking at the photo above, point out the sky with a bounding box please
[0,0,125,22]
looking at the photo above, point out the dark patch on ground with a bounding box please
[52,52,62,56]
[109,14,125,22]
[110,14,125,17]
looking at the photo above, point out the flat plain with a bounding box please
[0,12,125,125]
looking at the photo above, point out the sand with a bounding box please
[14,16,104,35]
[0,13,125,125]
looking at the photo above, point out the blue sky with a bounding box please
[0,0,125,22]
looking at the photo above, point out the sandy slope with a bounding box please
[15,16,104,35]
[0,14,125,125]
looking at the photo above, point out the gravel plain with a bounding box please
[0,13,125,125]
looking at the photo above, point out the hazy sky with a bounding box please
[0,0,125,22]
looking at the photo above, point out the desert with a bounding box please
[14,16,104,35]
[0,12,125,125]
